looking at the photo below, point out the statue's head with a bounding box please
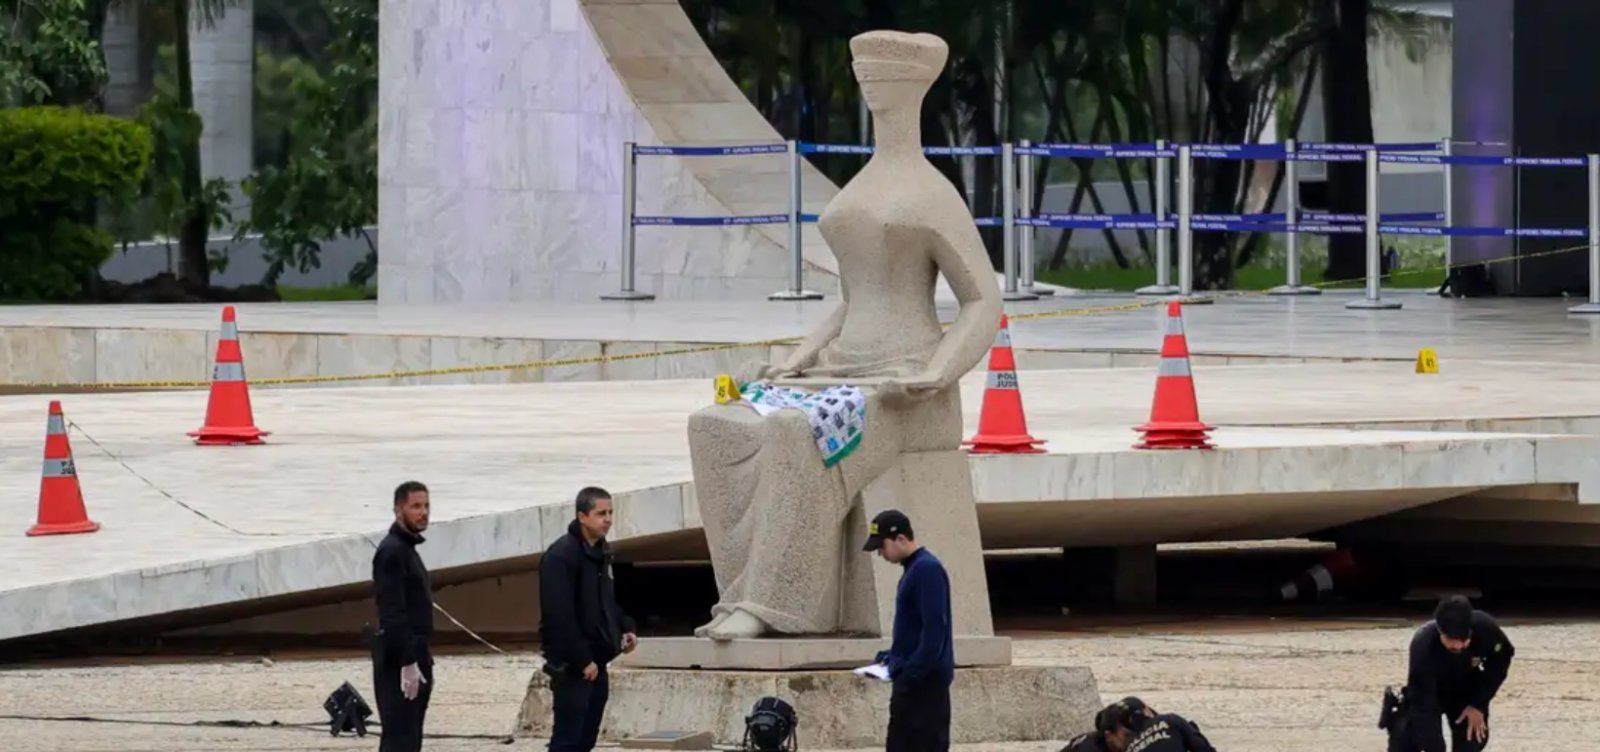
[849,31,948,115]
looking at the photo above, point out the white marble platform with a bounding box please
[8,293,1600,387]
[5,360,1600,642]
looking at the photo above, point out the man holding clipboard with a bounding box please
[857,509,954,752]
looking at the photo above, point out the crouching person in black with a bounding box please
[1068,697,1214,752]
[1060,697,1150,752]
[1121,698,1216,752]
[539,487,639,752]
[1393,595,1514,752]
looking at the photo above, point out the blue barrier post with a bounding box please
[1136,138,1180,296]
[1018,140,1052,296]
[1270,139,1320,296]
[601,141,655,301]
[1442,139,1454,271]
[1347,148,1401,310]
[770,140,824,301]
[1569,154,1600,314]
[1177,145,1195,296]
[1002,142,1037,301]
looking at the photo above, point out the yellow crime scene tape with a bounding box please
[0,242,1586,391]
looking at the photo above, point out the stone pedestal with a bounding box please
[515,664,1101,748]
[617,636,1013,670]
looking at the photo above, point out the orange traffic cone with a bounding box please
[188,305,269,445]
[28,401,99,536]
[964,314,1045,454]
[1134,301,1214,450]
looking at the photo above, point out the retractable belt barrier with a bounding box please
[602,138,1600,313]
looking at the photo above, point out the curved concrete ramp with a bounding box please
[5,364,1600,644]
[378,0,842,304]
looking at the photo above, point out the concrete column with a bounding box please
[1113,545,1158,606]
[1450,0,1515,289]
[189,0,255,228]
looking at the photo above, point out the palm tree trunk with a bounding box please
[1238,56,1320,268]
[1320,0,1375,281]
[174,0,210,290]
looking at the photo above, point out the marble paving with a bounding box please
[7,292,1600,387]
[5,359,1600,642]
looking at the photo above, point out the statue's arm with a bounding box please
[921,217,1003,388]
[776,300,847,374]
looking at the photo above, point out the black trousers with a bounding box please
[549,662,609,752]
[373,657,434,752]
[885,677,951,752]
[1391,702,1490,752]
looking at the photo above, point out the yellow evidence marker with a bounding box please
[1415,347,1439,374]
[714,373,740,404]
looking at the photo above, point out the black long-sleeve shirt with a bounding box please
[1406,610,1515,714]
[875,547,954,686]
[1059,731,1112,752]
[1126,713,1217,752]
[538,520,636,669]
[372,522,434,666]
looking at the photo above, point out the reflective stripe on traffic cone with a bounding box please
[28,401,100,536]
[1278,549,1359,602]
[188,306,269,445]
[964,315,1045,454]
[1134,301,1214,450]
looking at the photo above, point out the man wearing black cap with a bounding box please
[1062,698,1152,752]
[1119,698,1215,752]
[863,509,953,752]
[1393,595,1514,752]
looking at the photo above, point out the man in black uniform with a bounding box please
[1060,698,1150,752]
[539,486,638,752]
[371,480,435,752]
[1393,595,1514,752]
[1097,697,1215,752]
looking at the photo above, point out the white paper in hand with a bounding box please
[852,663,891,682]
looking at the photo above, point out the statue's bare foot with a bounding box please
[706,609,766,641]
[693,612,730,638]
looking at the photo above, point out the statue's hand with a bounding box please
[735,360,789,385]
[876,372,944,405]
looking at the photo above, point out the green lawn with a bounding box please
[275,284,376,302]
[1,284,375,305]
[1036,263,1447,293]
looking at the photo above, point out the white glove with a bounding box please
[400,662,426,700]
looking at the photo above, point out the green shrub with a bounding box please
[0,106,151,300]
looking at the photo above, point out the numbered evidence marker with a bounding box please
[714,374,739,405]
[1415,347,1439,374]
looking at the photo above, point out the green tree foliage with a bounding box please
[239,0,377,286]
[135,43,235,266]
[0,107,151,300]
[0,0,109,107]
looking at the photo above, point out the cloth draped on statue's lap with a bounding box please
[738,381,867,467]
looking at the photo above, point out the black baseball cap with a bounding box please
[1095,697,1151,732]
[863,509,913,551]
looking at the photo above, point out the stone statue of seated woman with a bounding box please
[686,29,1002,641]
